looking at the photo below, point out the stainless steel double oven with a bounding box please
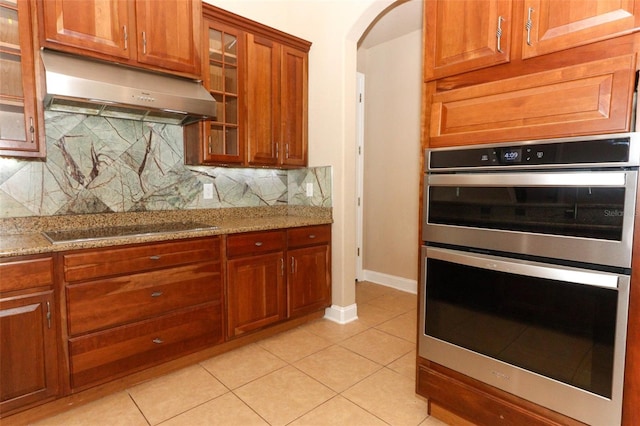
[420,133,640,426]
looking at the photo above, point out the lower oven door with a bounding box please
[419,246,629,426]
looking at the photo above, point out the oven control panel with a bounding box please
[428,135,635,170]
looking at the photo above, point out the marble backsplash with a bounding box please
[0,112,331,218]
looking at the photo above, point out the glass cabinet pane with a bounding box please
[0,6,20,47]
[0,2,26,142]
[209,29,222,62]
[225,65,237,94]
[209,62,223,92]
[204,23,241,162]
[226,96,237,124]
[224,33,237,64]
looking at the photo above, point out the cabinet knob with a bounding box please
[151,291,163,298]
[149,255,161,260]
[308,234,316,239]
[152,338,164,344]
[255,241,263,247]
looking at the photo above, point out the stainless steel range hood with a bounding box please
[41,50,216,126]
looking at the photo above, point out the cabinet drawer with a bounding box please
[68,303,223,390]
[66,262,222,336]
[430,55,635,147]
[0,257,53,293]
[226,230,285,258]
[287,225,331,248]
[63,237,220,282]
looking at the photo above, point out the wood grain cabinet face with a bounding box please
[0,0,45,158]
[429,54,636,147]
[286,225,331,318]
[424,0,513,81]
[522,0,640,59]
[246,35,309,168]
[0,256,58,417]
[425,0,640,80]
[39,0,135,60]
[38,0,201,77]
[62,238,224,391]
[225,231,287,338]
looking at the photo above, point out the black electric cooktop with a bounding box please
[42,222,218,244]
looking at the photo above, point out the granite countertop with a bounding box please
[0,206,332,258]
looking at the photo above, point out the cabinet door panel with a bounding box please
[227,253,285,337]
[246,34,280,166]
[134,0,201,76]
[280,46,308,167]
[0,291,58,415]
[430,55,635,147]
[40,0,134,59]
[522,0,640,59]
[0,0,44,157]
[288,246,330,318]
[425,0,512,81]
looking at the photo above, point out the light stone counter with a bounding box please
[0,206,332,258]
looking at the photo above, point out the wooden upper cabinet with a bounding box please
[280,46,308,167]
[246,34,281,167]
[425,0,640,80]
[39,0,135,60]
[424,0,513,81]
[134,0,201,75]
[38,0,201,77]
[246,34,309,167]
[522,0,640,59]
[0,0,45,158]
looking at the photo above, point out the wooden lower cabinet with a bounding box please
[417,359,587,426]
[287,225,331,318]
[62,237,224,391]
[0,256,59,418]
[226,230,287,338]
[2,226,332,419]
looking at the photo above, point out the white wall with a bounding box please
[361,29,422,292]
[204,0,398,316]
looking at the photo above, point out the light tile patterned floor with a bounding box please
[33,282,447,426]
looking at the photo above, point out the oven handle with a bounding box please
[426,246,620,289]
[428,171,627,187]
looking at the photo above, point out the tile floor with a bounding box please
[33,282,447,426]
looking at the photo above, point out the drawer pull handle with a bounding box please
[255,241,263,247]
[149,255,161,260]
[152,338,164,344]
[308,234,316,239]
[151,291,163,298]
[525,7,534,46]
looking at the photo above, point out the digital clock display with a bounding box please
[501,148,522,163]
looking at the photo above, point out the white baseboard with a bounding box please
[361,270,417,294]
[324,304,358,324]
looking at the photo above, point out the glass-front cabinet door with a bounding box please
[0,0,44,157]
[203,21,243,164]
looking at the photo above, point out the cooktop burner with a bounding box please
[42,222,218,244]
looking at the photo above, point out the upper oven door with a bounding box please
[423,169,638,268]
